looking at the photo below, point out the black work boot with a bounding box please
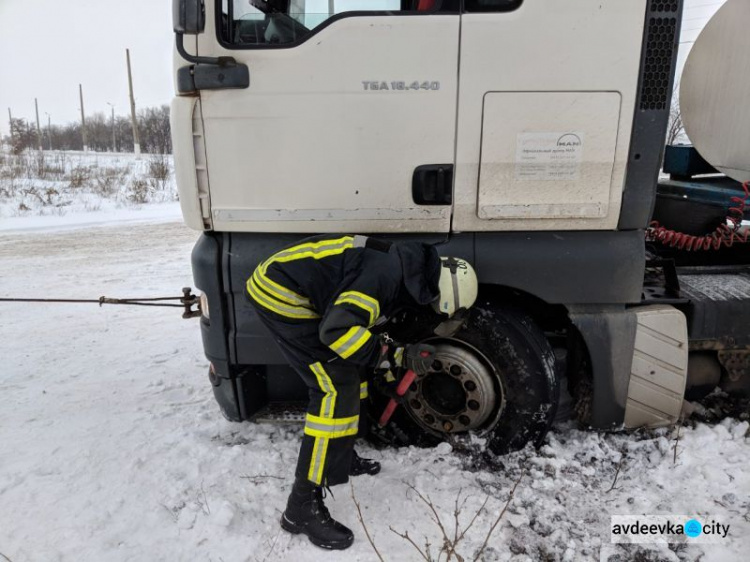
[350,449,381,476]
[280,478,354,550]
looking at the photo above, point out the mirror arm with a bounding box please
[175,33,237,67]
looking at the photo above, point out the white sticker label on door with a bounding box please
[514,132,584,181]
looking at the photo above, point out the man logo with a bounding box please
[557,133,582,147]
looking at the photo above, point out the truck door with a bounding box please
[192,0,460,233]
[452,0,649,233]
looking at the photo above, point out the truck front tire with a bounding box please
[459,303,560,453]
[377,303,560,454]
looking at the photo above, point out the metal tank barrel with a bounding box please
[680,0,750,183]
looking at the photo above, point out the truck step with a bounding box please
[680,267,750,301]
[679,266,750,347]
[251,401,306,424]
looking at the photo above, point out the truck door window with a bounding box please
[219,0,441,47]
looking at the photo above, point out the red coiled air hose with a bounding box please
[647,181,749,251]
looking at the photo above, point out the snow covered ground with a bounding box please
[0,150,179,233]
[1,213,749,561]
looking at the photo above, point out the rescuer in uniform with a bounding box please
[246,234,478,550]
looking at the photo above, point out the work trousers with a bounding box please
[251,305,369,487]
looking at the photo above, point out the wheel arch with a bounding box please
[475,282,633,429]
[476,282,570,331]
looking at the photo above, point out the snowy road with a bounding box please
[1,220,748,562]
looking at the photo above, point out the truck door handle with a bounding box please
[412,164,453,205]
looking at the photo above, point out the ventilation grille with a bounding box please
[651,0,678,12]
[640,14,678,111]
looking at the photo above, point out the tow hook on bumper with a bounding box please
[181,287,202,319]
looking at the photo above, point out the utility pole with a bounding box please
[7,107,13,147]
[107,103,116,152]
[34,98,43,151]
[45,112,52,150]
[126,49,141,157]
[79,84,88,152]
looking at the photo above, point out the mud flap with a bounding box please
[624,305,688,428]
[569,307,637,429]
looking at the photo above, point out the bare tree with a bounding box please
[666,82,685,146]
[7,118,38,155]
[3,105,173,154]
[138,105,172,154]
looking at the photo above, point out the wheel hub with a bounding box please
[422,372,466,415]
[403,342,499,434]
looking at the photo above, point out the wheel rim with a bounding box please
[403,342,503,434]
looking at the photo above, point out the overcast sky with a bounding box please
[0,0,727,138]
[0,0,173,136]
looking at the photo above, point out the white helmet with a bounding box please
[432,257,478,317]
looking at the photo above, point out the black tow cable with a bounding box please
[0,287,202,319]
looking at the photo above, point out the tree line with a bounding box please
[4,105,172,155]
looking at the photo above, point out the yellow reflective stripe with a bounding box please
[360,381,368,399]
[310,363,336,419]
[394,347,404,364]
[329,326,372,359]
[271,237,354,265]
[307,362,340,485]
[308,436,328,484]
[273,236,354,258]
[252,236,355,322]
[246,276,320,320]
[305,426,359,439]
[334,291,380,327]
[316,438,329,483]
[304,411,360,439]
[305,413,359,428]
[246,276,318,319]
[252,267,311,308]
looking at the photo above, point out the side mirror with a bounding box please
[172,0,247,89]
[173,0,205,34]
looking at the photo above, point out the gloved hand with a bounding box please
[374,340,436,377]
[404,343,436,375]
[374,340,402,382]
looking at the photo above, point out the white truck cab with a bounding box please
[173,0,660,234]
[169,1,750,452]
